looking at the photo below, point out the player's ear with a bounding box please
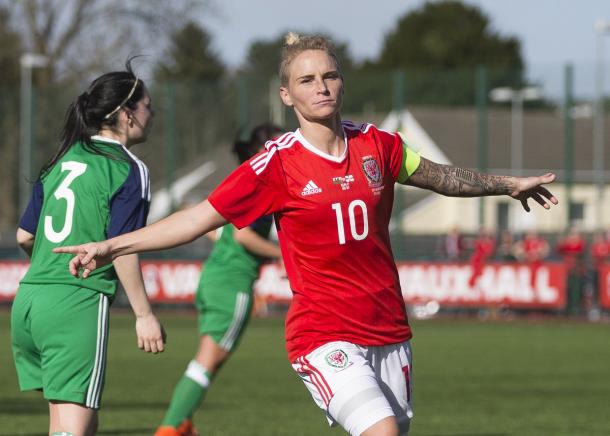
[279,87,293,107]
[118,108,130,126]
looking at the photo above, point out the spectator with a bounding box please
[556,226,586,315]
[468,229,496,287]
[495,230,517,262]
[514,230,549,288]
[441,226,465,261]
[590,231,610,269]
[587,231,609,314]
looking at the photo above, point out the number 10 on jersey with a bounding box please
[332,200,369,245]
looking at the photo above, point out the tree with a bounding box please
[241,32,355,81]
[374,1,524,105]
[154,21,224,83]
[0,6,21,86]
[0,5,23,230]
[0,0,207,85]
[379,1,522,71]
[151,21,228,183]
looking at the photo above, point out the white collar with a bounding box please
[294,127,348,163]
[91,135,124,146]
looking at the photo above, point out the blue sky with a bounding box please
[201,0,610,99]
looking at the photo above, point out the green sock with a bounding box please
[162,360,212,427]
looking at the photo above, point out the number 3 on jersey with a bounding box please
[332,200,369,245]
[44,161,88,243]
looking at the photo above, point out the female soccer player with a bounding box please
[155,124,284,436]
[13,60,165,436]
[55,34,558,436]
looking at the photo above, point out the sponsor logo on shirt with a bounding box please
[332,175,354,191]
[325,349,351,370]
[301,180,322,196]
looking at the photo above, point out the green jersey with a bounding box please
[19,135,151,296]
[202,215,274,284]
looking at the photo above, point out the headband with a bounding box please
[103,78,139,120]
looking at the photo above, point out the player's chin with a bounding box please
[308,107,339,122]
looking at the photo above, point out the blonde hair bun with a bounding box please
[285,32,301,46]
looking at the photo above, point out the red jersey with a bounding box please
[472,237,495,262]
[209,121,414,361]
[556,236,585,270]
[523,237,547,261]
[591,241,610,266]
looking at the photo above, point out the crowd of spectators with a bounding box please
[437,225,609,316]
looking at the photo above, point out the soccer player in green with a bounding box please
[155,124,284,436]
[12,61,165,436]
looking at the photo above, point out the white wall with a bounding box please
[400,183,610,234]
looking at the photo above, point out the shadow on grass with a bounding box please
[98,429,153,435]
[422,433,509,436]
[102,400,168,410]
[0,397,47,415]
[102,399,227,411]
[0,397,170,413]
[0,433,46,436]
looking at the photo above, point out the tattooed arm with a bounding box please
[406,157,558,211]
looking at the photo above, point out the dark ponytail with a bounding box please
[233,122,284,164]
[39,57,146,177]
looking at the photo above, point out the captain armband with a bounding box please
[397,144,421,184]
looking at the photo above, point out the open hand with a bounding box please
[509,173,558,212]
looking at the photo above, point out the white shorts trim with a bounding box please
[86,294,109,409]
[219,292,249,350]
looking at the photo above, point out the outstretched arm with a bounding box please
[406,157,558,212]
[54,199,227,277]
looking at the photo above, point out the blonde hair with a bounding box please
[279,32,341,85]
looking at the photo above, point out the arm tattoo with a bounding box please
[407,158,514,197]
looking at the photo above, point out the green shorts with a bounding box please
[11,283,110,409]
[195,276,254,352]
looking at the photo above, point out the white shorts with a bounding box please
[292,340,413,436]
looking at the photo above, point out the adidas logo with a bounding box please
[301,180,322,196]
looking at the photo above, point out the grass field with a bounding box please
[1,309,609,436]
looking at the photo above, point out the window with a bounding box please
[569,202,584,222]
[497,202,510,231]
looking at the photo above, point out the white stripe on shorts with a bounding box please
[86,294,109,409]
[219,292,249,350]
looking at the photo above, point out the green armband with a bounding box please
[398,144,421,184]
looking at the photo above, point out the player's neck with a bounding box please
[96,128,130,148]
[298,116,344,157]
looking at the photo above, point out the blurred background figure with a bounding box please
[495,230,517,262]
[514,230,549,288]
[556,225,586,315]
[590,231,610,270]
[440,225,464,261]
[154,123,284,436]
[586,231,610,316]
[468,228,496,287]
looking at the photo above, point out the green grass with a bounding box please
[1,309,609,435]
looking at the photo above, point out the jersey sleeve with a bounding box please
[107,162,150,238]
[371,125,421,183]
[18,180,44,234]
[208,152,285,229]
